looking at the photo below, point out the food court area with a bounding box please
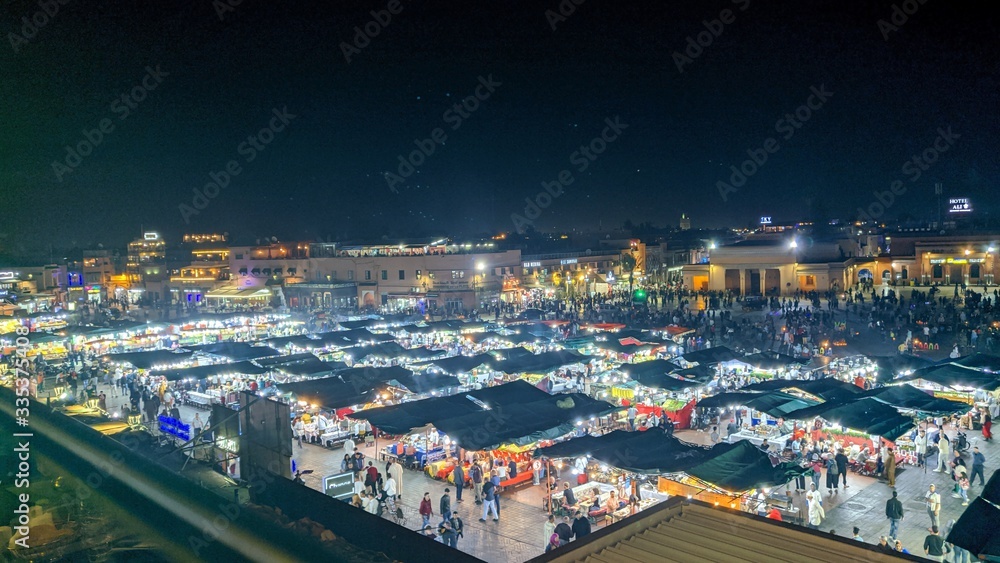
[7,310,1000,562]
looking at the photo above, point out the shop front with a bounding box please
[922,254,992,285]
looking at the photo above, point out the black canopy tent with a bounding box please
[489,349,589,375]
[684,440,810,492]
[414,353,496,374]
[680,346,739,365]
[489,346,535,361]
[152,361,268,382]
[741,378,864,403]
[342,342,408,360]
[632,373,702,392]
[254,352,318,366]
[394,346,449,361]
[947,470,1000,558]
[262,335,319,349]
[897,362,1000,391]
[784,397,914,441]
[862,384,970,416]
[184,342,280,361]
[273,358,348,378]
[869,354,933,382]
[535,429,714,474]
[274,366,414,409]
[953,353,1000,372]
[535,429,809,491]
[335,365,414,388]
[618,359,682,379]
[275,376,377,409]
[311,329,395,349]
[102,350,194,370]
[740,352,809,371]
[349,380,618,450]
[669,365,716,384]
[390,371,462,395]
[337,318,385,330]
[697,391,820,419]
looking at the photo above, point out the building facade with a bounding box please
[682,237,851,295]
[228,240,521,312]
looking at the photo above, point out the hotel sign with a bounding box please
[948,198,972,213]
[523,261,541,268]
[760,216,772,225]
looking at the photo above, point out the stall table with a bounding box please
[187,392,213,407]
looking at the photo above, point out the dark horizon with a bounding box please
[2,0,997,253]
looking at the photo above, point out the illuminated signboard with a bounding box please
[0,271,16,280]
[217,437,240,453]
[323,473,355,501]
[560,258,578,265]
[144,232,160,240]
[523,261,541,268]
[929,257,986,265]
[949,198,972,213]
[760,216,772,225]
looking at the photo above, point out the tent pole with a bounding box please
[547,459,553,516]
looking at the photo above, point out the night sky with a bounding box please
[2,0,997,252]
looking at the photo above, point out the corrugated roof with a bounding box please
[538,498,918,563]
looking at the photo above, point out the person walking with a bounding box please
[479,479,499,522]
[453,463,465,503]
[419,492,434,528]
[923,525,945,562]
[835,449,849,489]
[439,488,452,524]
[885,490,904,539]
[384,474,398,513]
[826,455,840,494]
[627,405,637,431]
[972,446,987,486]
[915,428,929,468]
[934,435,951,472]
[807,492,825,530]
[572,510,591,540]
[387,458,404,501]
[885,448,897,488]
[925,484,941,531]
[543,514,556,548]
[447,512,463,549]
[470,462,484,505]
[983,412,993,441]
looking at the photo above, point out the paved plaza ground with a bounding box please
[94,372,998,563]
[71,286,999,562]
